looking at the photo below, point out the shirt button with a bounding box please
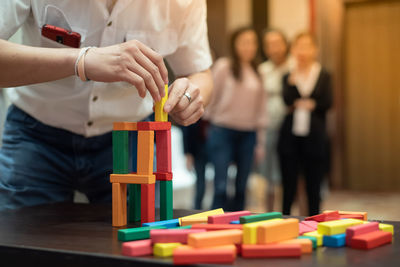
[107,21,112,27]
[87,121,93,127]
[92,96,98,102]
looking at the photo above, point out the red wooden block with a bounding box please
[154,171,173,181]
[137,121,171,131]
[122,239,152,257]
[208,211,251,224]
[340,214,364,220]
[350,230,392,250]
[242,244,302,258]
[346,222,379,245]
[156,130,171,172]
[191,224,243,231]
[141,183,155,224]
[150,229,205,244]
[235,243,242,256]
[305,211,340,222]
[173,245,236,265]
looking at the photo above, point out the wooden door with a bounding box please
[344,0,400,190]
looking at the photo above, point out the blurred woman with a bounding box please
[258,29,290,211]
[206,27,267,211]
[278,32,332,216]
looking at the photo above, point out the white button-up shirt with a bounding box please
[0,0,212,137]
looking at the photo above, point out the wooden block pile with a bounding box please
[118,209,394,265]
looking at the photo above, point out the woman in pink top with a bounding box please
[206,27,267,211]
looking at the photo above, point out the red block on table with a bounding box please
[305,211,340,222]
[350,230,392,250]
[122,239,152,257]
[137,121,171,131]
[346,222,379,245]
[173,245,236,265]
[141,183,155,224]
[156,130,171,172]
[340,214,364,220]
[242,244,302,258]
[191,224,243,231]
[208,210,251,224]
[150,229,205,244]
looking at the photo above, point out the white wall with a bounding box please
[226,0,252,33]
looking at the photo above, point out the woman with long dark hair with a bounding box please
[206,27,267,211]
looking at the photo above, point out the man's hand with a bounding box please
[164,77,204,126]
[85,40,168,102]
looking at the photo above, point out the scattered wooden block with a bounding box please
[110,173,155,184]
[154,84,169,122]
[153,242,181,257]
[339,214,365,220]
[242,244,302,258]
[305,211,340,222]
[346,222,379,245]
[160,180,173,220]
[137,121,171,131]
[303,231,323,247]
[122,239,152,257]
[317,219,363,236]
[171,225,193,230]
[379,223,394,235]
[180,217,208,226]
[137,131,154,175]
[208,211,251,224]
[173,245,236,265]
[243,219,283,244]
[141,183,155,224]
[112,182,127,227]
[230,220,240,224]
[280,238,312,254]
[297,236,317,249]
[118,225,166,241]
[178,208,224,225]
[239,211,282,224]
[191,224,243,231]
[323,233,346,247]
[156,129,171,172]
[113,122,138,131]
[324,210,367,221]
[257,218,299,244]
[150,229,205,244]
[350,230,392,250]
[142,218,180,228]
[187,229,242,248]
[299,221,316,235]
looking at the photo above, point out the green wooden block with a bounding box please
[171,225,192,230]
[118,225,166,241]
[298,235,317,249]
[160,180,173,221]
[112,131,129,174]
[128,184,141,222]
[239,212,282,224]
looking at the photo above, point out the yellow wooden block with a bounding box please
[153,242,181,257]
[242,219,283,244]
[180,217,208,226]
[379,223,394,235]
[317,219,363,236]
[303,231,323,247]
[155,84,168,122]
[280,239,312,254]
[178,208,224,225]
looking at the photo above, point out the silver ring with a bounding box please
[183,92,192,103]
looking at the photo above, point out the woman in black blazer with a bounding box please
[278,32,332,216]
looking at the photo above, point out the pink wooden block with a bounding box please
[122,240,152,257]
[150,229,205,244]
[208,211,252,224]
[299,222,315,235]
[346,222,379,245]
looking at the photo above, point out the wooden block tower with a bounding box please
[111,85,173,227]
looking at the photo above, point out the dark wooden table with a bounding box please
[0,203,398,267]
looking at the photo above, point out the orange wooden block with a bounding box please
[180,217,208,226]
[191,224,243,231]
[110,173,155,184]
[324,210,367,220]
[280,239,312,254]
[113,122,137,131]
[257,218,299,244]
[173,245,236,265]
[137,131,154,175]
[242,244,302,258]
[112,182,127,227]
[188,229,242,248]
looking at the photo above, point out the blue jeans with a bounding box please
[0,105,117,210]
[207,124,256,211]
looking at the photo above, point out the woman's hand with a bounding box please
[84,40,168,102]
[164,77,204,126]
[294,98,316,111]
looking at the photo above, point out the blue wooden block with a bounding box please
[230,220,240,224]
[142,218,179,228]
[323,233,346,247]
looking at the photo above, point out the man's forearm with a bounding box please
[0,39,78,88]
[187,69,213,106]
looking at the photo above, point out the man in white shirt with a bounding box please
[0,0,213,210]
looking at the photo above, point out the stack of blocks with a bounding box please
[111,85,173,227]
[117,209,394,265]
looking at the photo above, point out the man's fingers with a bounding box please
[137,42,169,85]
[164,78,189,112]
[127,61,161,102]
